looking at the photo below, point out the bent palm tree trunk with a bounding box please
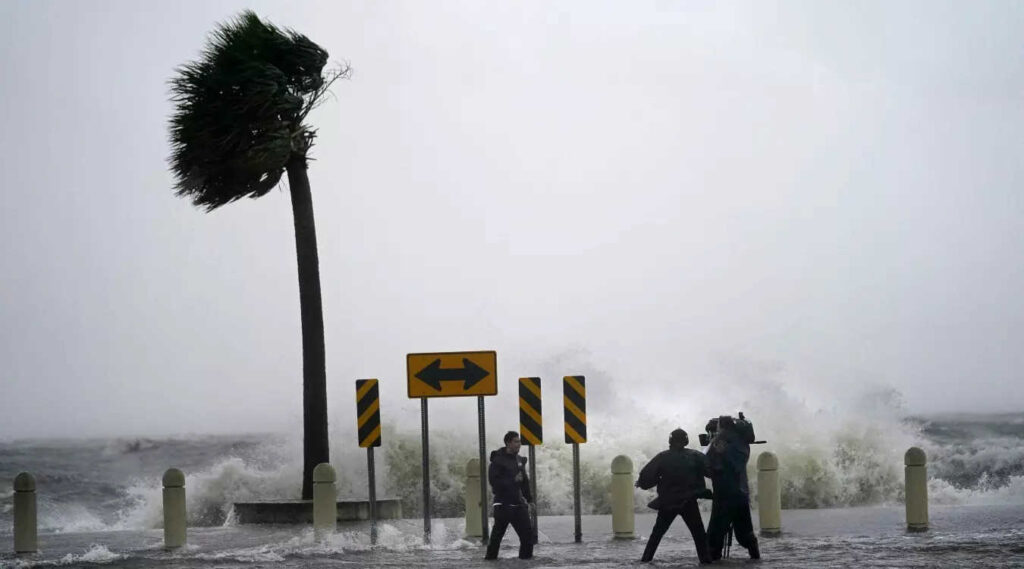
[287,154,329,500]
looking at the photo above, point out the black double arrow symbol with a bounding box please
[414,358,490,391]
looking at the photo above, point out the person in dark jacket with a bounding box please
[636,428,713,564]
[705,415,760,560]
[484,431,534,560]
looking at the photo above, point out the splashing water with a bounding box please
[1,379,1021,534]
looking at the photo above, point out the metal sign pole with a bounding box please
[562,375,586,543]
[355,379,382,544]
[367,446,378,544]
[529,445,538,544]
[421,397,431,543]
[573,442,581,543]
[477,395,490,543]
[518,377,542,545]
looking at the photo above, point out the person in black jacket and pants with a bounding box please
[706,415,760,560]
[636,428,713,564]
[484,431,534,560]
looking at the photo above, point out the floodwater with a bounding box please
[4,505,1024,568]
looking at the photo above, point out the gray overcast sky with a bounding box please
[1,1,1022,439]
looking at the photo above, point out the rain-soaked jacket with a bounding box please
[488,448,533,506]
[706,419,756,501]
[637,447,711,512]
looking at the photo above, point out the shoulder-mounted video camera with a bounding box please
[698,412,765,446]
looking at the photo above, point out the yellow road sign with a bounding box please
[406,351,498,398]
[356,379,381,448]
[519,377,542,445]
[563,375,587,444]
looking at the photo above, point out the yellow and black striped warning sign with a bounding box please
[356,379,381,448]
[563,375,587,444]
[519,377,542,446]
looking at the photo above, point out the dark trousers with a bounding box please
[641,500,711,563]
[707,497,758,559]
[484,504,534,560]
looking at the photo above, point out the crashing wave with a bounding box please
[2,370,1021,533]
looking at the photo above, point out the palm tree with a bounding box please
[168,11,348,500]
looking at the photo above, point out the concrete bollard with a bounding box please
[313,463,338,537]
[465,458,483,538]
[610,455,635,539]
[905,447,928,532]
[14,472,37,554]
[756,452,782,536]
[162,468,187,549]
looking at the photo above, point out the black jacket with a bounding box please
[705,419,755,501]
[488,448,532,506]
[637,447,710,512]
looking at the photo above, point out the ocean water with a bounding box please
[1,412,1023,567]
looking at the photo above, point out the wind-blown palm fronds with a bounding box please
[169,11,346,210]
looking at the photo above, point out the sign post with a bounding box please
[408,351,498,545]
[355,379,381,544]
[421,397,430,542]
[519,377,542,543]
[563,375,587,543]
[477,394,488,544]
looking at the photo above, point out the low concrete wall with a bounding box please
[233,499,402,524]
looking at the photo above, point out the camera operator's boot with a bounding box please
[747,537,761,560]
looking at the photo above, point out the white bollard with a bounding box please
[905,447,928,532]
[465,458,483,538]
[756,452,782,536]
[610,455,635,539]
[162,468,187,549]
[312,463,337,537]
[14,472,37,554]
